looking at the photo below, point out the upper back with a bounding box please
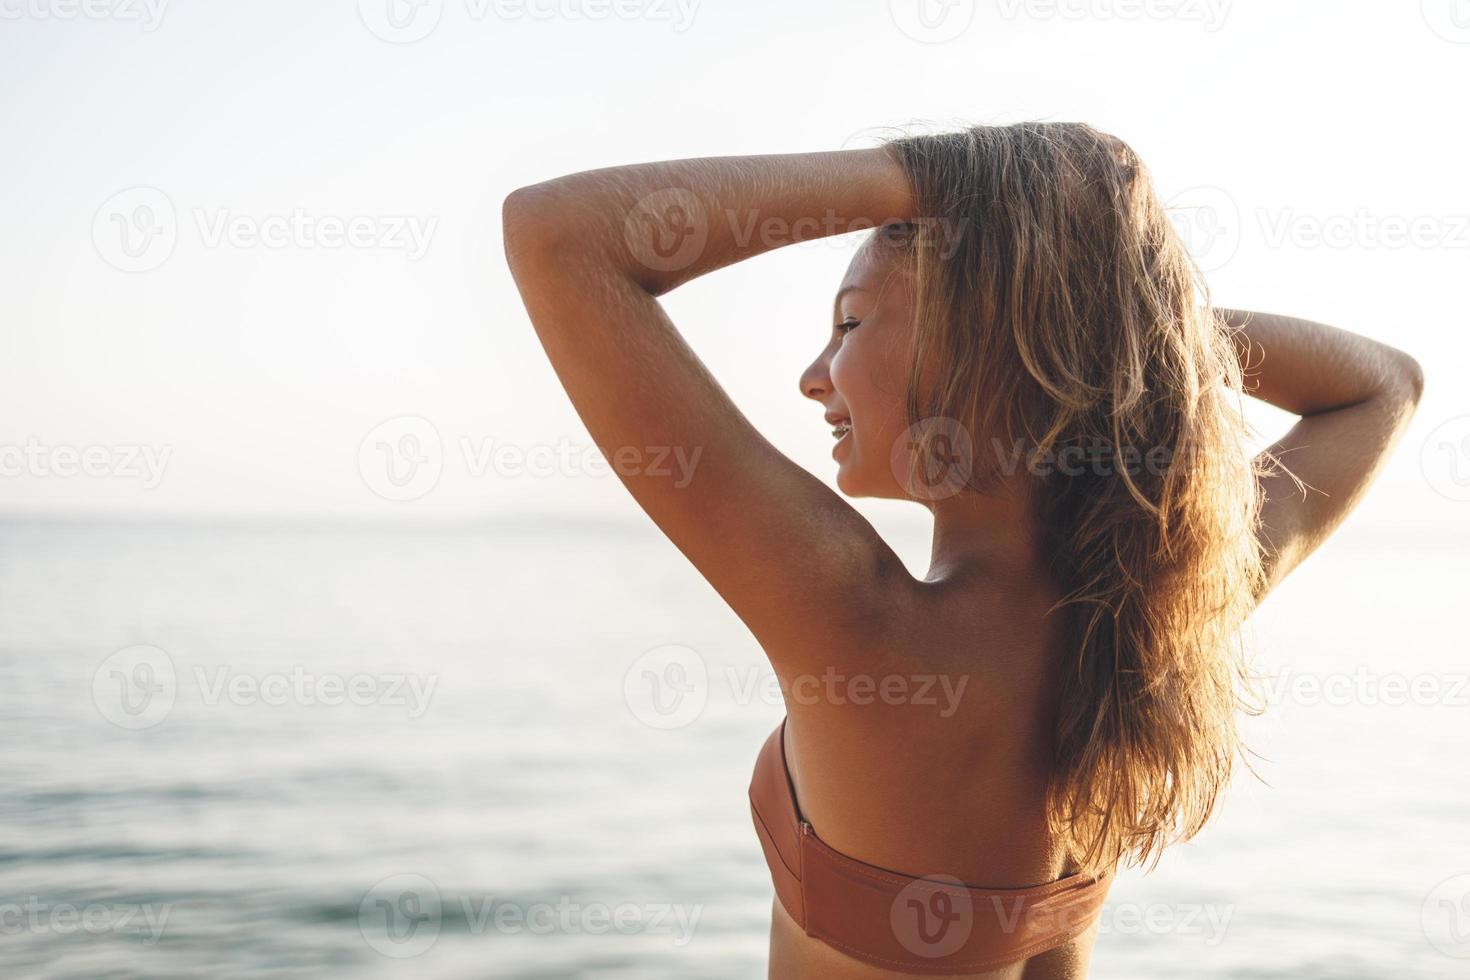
[776,565,1083,889]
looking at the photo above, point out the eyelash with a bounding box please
[836,318,861,335]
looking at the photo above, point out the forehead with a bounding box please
[836,228,910,300]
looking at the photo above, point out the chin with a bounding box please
[834,460,877,499]
[837,464,910,502]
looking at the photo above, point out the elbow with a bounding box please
[501,183,568,275]
[1395,351,1425,410]
[502,181,562,236]
[502,179,652,293]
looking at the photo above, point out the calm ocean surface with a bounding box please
[0,518,1465,979]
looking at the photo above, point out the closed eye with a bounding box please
[836,318,861,336]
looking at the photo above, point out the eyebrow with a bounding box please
[831,285,870,316]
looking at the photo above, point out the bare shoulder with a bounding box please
[777,562,1069,736]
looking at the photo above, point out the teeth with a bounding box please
[831,423,852,439]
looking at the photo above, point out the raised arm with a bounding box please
[502,149,917,669]
[1221,309,1424,595]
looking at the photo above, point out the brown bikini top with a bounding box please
[749,719,1112,975]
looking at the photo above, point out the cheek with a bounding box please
[832,336,909,441]
[829,345,874,423]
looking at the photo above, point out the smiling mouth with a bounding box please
[831,421,852,440]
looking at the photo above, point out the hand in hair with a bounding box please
[502,148,918,675]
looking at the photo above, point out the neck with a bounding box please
[924,477,1049,585]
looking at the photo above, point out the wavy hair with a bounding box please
[883,122,1266,874]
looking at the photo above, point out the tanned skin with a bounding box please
[503,148,1423,978]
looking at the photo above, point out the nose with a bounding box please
[799,350,832,402]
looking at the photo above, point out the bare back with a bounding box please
[503,139,1423,980]
[769,564,1099,978]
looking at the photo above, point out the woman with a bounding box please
[502,122,1423,978]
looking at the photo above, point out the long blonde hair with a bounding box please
[885,122,1265,873]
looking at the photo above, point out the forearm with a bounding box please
[503,147,915,295]
[1218,308,1424,416]
[1218,307,1423,592]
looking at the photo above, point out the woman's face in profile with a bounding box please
[799,231,916,500]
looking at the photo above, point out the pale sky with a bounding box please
[2,0,1467,533]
